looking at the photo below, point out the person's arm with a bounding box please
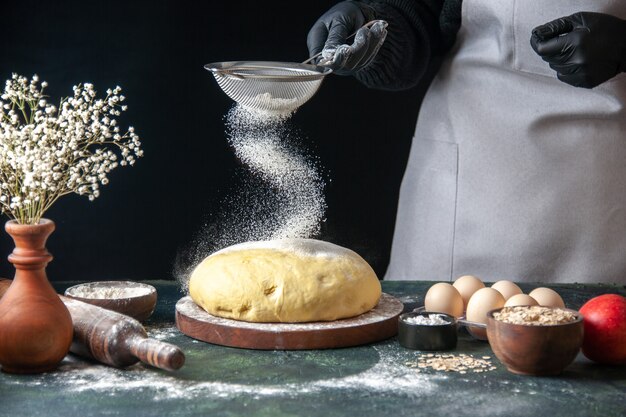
[307,0,461,91]
[355,0,448,90]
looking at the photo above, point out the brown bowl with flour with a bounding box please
[64,281,157,322]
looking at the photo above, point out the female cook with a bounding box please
[308,1,626,284]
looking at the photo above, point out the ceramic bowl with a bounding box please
[398,311,457,351]
[486,306,584,376]
[64,281,157,322]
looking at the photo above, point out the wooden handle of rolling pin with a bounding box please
[0,278,185,371]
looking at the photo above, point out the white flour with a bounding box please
[248,92,299,114]
[66,286,152,299]
[225,105,326,240]
[211,238,358,260]
[175,104,326,290]
[2,337,439,401]
[404,314,451,326]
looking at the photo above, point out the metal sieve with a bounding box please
[204,61,332,114]
[205,20,387,114]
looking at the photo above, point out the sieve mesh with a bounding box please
[205,61,332,114]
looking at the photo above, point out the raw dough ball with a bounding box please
[189,238,382,323]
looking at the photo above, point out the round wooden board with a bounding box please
[175,293,403,350]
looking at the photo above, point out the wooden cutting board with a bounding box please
[175,293,403,350]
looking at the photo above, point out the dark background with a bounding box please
[0,0,428,282]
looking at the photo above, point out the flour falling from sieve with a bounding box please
[174,104,326,290]
[225,105,326,240]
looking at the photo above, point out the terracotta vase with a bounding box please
[0,218,73,373]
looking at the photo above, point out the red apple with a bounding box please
[579,294,626,365]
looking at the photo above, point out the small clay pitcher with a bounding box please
[0,219,73,373]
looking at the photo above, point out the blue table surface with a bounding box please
[1,280,625,417]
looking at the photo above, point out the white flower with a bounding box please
[0,74,143,224]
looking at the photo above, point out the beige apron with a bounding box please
[386,0,626,284]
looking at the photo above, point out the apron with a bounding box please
[386,0,626,284]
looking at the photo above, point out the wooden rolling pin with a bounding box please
[0,278,185,371]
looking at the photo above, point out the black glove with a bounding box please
[307,1,387,76]
[530,12,626,88]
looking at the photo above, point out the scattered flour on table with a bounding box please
[147,324,183,341]
[3,339,439,401]
[174,105,326,291]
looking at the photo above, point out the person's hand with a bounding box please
[307,1,387,76]
[530,12,626,88]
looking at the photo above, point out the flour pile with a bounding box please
[175,105,326,289]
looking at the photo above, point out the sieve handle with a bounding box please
[302,20,387,65]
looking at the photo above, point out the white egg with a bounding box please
[504,293,539,307]
[491,280,523,300]
[466,287,505,340]
[453,275,485,310]
[424,282,464,317]
[529,287,565,308]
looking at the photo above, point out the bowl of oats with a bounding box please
[64,281,157,322]
[486,305,583,376]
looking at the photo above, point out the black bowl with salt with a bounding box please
[398,311,457,351]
